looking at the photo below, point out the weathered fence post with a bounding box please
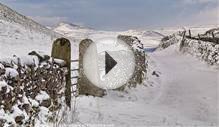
[212,32,215,39]
[51,38,71,108]
[179,31,186,52]
[188,29,191,38]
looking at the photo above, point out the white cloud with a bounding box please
[193,7,219,24]
[182,0,217,4]
[29,16,69,26]
[172,1,219,27]
[172,6,219,27]
[189,6,219,25]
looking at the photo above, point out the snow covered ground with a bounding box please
[0,3,218,126]
[1,20,218,126]
[150,44,218,126]
[49,43,218,127]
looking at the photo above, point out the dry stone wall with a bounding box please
[0,53,67,126]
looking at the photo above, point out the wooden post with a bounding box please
[212,32,215,38]
[188,30,191,38]
[51,38,71,108]
[179,31,186,52]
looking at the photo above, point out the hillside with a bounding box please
[0,3,57,36]
[0,3,63,58]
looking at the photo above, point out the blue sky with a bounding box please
[0,0,218,30]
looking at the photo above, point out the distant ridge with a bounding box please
[54,22,93,30]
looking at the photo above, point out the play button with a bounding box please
[83,38,135,89]
[105,51,117,75]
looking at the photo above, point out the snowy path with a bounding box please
[150,45,218,126]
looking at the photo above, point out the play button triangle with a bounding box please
[105,51,117,75]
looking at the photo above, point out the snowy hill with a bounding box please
[0,3,64,58]
[53,22,95,41]
[0,3,57,36]
[54,22,93,31]
[53,22,165,48]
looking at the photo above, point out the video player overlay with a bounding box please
[78,35,146,96]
